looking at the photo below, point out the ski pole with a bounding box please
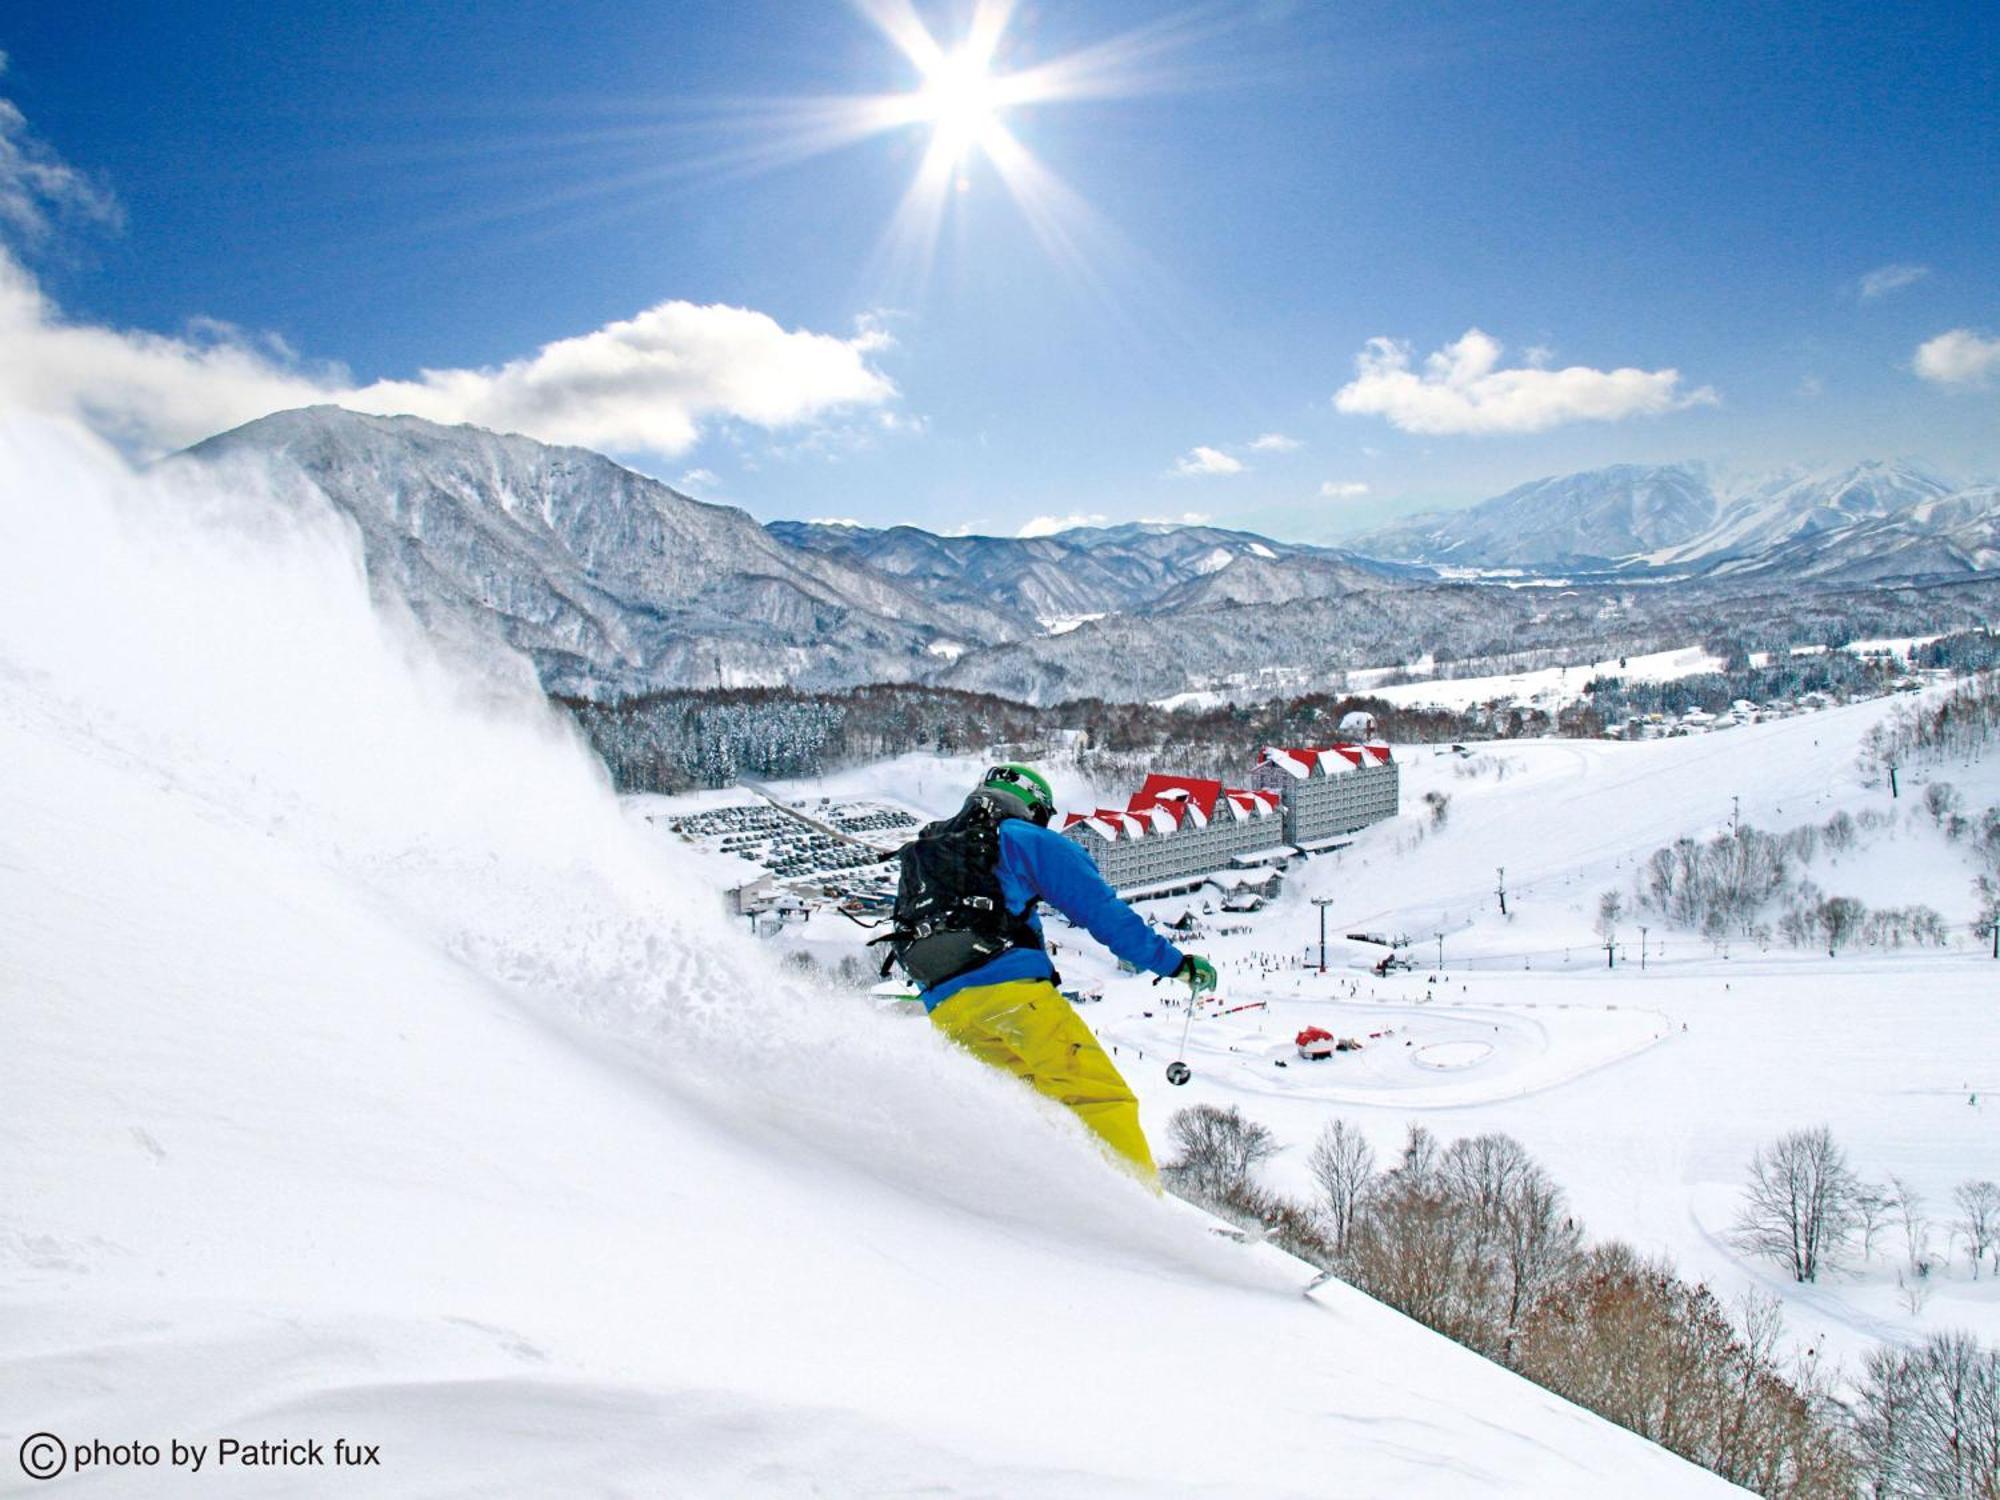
[1153,973,1199,1085]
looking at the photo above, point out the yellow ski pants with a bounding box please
[930,978,1157,1182]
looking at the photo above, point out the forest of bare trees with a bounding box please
[1161,1106,2000,1498]
[1632,811,1967,955]
[1731,1127,2000,1297]
[1861,672,2000,778]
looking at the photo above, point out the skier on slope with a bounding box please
[879,764,1217,1180]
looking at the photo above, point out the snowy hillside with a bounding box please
[766,698,2000,1381]
[0,418,1740,1495]
[1141,550,1393,611]
[1140,710,2000,1371]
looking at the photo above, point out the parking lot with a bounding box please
[659,798,920,907]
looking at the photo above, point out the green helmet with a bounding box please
[978,763,1056,824]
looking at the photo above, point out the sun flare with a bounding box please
[917,48,1006,157]
[651,0,1212,292]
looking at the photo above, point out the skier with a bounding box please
[879,764,1216,1180]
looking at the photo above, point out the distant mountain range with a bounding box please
[768,520,1412,629]
[1349,459,1999,580]
[175,409,1999,705]
[177,409,1419,698]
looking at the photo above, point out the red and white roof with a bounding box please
[1059,781,1275,841]
[1258,741,1394,778]
[1129,773,1221,825]
[1061,808,1148,841]
[1220,789,1280,820]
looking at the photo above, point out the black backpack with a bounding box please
[877,800,1044,987]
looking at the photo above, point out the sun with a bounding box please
[624,0,1212,292]
[916,47,1006,159]
[408,0,1214,306]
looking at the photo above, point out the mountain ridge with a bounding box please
[174,409,1998,706]
[1350,458,1992,577]
[181,407,1013,696]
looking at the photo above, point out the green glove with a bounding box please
[1174,953,1218,997]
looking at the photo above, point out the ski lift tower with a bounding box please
[1312,895,1336,973]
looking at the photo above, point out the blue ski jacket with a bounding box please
[919,816,1185,1011]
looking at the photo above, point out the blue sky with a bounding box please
[1,0,1994,540]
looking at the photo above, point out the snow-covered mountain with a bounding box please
[1708,483,2000,583]
[171,412,1995,709]
[1352,459,1995,581]
[179,408,1015,696]
[1351,464,1718,567]
[768,521,1186,624]
[178,411,1418,699]
[931,585,1540,706]
[1140,550,1394,612]
[1651,459,1958,568]
[768,518,1403,628]
[0,416,1741,1497]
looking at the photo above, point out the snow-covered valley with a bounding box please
[745,694,2000,1385]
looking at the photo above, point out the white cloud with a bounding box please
[1139,510,1213,525]
[677,468,719,491]
[0,249,341,455]
[1170,445,1245,477]
[1857,263,1930,300]
[0,85,121,240]
[1913,328,2000,387]
[1248,432,1300,452]
[852,308,900,351]
[0,245,897,461]
[345,301,896,458]
[1018,512,1107,537]
[1797,374,1825,399]
[1319,480,1369,499]
[1332,328,1717,435]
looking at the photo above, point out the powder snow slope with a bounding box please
[0,421,1742,1495]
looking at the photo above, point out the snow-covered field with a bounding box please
[766,692,2000,1381]
[1103,721,1999,1375]
[1155,642,1733,715]
[0,420,1745,1495]
[1362,643,1724,711]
